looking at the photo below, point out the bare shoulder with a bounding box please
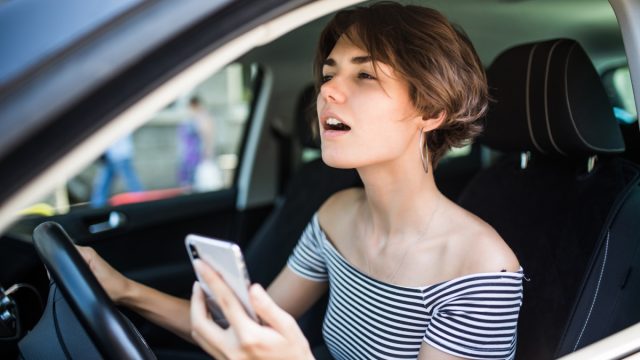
[318,187,363,222]
[445,202,520,274]
[317,187,364,245]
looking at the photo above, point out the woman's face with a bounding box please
[317,34,422,170]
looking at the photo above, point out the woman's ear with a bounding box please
[421,111,446,131]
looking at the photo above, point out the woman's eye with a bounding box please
[321,75,333,83]
[358,72,376,80]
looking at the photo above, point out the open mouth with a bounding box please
[324,117,351,131]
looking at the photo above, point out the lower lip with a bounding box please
[322,129,350,139]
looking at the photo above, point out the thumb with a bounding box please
[249,284,301,338]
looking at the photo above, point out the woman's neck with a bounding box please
[356,158,442,244]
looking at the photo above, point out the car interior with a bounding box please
[0,0,639,359]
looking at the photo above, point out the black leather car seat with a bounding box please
[458,39,640,359]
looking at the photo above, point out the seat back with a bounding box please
[458,39,640,359]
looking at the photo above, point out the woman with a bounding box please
[178,96,216,189]
[80,3,523,359]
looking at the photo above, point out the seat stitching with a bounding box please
[564,43,625,153]
[526,43,545,154]
[573,230,609,351]
[544,40,567,155]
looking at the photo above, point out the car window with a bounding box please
[604,65,638,124]
[26,62,260,215]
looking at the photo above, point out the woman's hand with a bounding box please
[77,246,132,304]
[190,260,315,360]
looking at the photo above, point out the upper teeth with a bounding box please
[327,118,343,125]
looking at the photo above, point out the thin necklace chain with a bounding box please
[364,194,442,284]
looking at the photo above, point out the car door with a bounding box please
[0,0,310,350]
[35,61,267,295]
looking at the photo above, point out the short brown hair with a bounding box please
[314,2,488,167]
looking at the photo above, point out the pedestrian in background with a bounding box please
[178,96,216,189]
[90,134,143,207]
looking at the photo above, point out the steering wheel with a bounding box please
[32,221,156,360]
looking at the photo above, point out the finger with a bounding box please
[191,282,226,359]
[194,260,255,332]
[190,282,228,352]
[249,283,300,338]
[191,282,212,322]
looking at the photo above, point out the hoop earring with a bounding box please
[419,129,429,174]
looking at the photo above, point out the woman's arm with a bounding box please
[77,246,194,342]
[267,266,328,319]
[119,281,192,342]
[125,263,328,346]
[78,243,328,343]
[127,261,330,340]
[418,343,466,360]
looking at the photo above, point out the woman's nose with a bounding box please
[320,79,346,103]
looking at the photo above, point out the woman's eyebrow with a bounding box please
[351,55,372,64]
[323,55,372,67]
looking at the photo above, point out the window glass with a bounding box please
[31,62,258,215]
[441,144,472,160]
[606,66,637,124]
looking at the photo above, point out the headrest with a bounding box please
[295,84,320,149]
[481,38,625,156]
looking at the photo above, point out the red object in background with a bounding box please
[109,188,188,206]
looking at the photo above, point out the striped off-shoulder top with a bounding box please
[287,214,524,360]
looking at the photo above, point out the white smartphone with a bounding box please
[185,234,257,327]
